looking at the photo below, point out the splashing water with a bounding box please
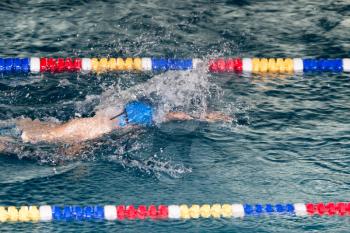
[94,63,221,122]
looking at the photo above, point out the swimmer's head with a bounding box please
[114,101,153,127]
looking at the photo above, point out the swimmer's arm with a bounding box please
[19,116,117,143]
[165,112,232,122]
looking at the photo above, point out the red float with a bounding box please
[325,202,336,216]
[225,59,235,72]
[336,202,347,216]
[137,205,147,219]
[47,58,57,72]
[126,205,137,219]
[65,58,74,72]
[234,58,243,72]
[73,58,82,71]
[117,205,126,220]
[148,205,158,219]
[158,205,168,219]
[209,59,219,72]
[306,203,315,215]
[316,203,326,216]
[216,59,226,72]
[57,58,65,72]
[40,58,48,72]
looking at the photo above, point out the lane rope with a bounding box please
[0,57,349,74]
[0,202,348,222]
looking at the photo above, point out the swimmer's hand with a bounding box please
[201,112,233,123]
[165,111,232,123]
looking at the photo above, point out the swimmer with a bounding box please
[0,100,231,146]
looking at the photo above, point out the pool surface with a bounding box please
[1,0,350,232]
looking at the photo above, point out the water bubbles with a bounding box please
[107,152,192,179]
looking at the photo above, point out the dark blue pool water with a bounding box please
[1,0,350,232]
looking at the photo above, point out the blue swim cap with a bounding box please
[121,101,153,126]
